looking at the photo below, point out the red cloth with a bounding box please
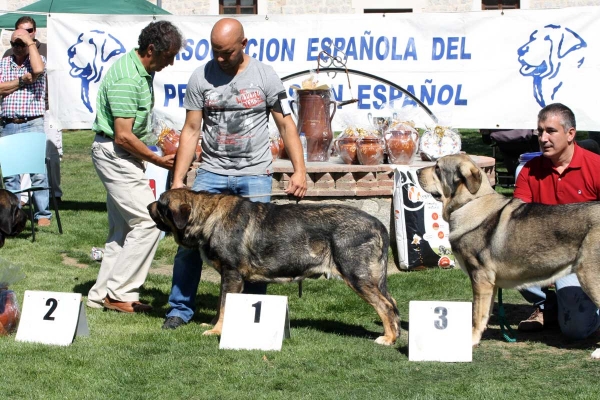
[514,143,600,205]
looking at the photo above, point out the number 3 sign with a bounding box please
[408,301,472,362]
[16,291,89,346]
[219,293,290,351]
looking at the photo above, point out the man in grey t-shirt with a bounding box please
[162,18,307,330]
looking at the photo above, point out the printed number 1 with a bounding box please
[43,298,58,321]
[434,306,448,330]
[252,301,262,323]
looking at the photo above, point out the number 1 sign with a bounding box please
[408,301,472,362]
[16,291,89,346]
[219,293,290,351]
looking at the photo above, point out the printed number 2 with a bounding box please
[43,298,58,321]
[434,306,448,330]
[252,301,262,323]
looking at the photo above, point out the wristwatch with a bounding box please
[18,76,24,88]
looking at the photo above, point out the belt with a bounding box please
[3,115,43,124]
[96,132,114,140]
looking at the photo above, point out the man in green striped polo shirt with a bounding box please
[86,21,184,314]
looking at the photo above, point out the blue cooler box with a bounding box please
[515,151,543,180]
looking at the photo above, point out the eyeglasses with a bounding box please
[23,28,34,33]
[10,41,26,48]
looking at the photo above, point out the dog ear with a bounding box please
[558,27,586,59]
[172,204,192,230]
[458,161,482,194]
[100,33,126,62]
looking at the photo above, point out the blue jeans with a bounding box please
[166,169,272,322]
[520,273,600,339]
[0,118,51,220]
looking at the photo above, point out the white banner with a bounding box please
[48,8,600,130]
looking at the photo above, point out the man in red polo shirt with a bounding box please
[514,103,600,339]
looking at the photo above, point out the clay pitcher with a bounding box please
[386,128,419,165]
[291,89,336,162]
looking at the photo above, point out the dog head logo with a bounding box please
[67,30,126,113]
[517,24,586,107]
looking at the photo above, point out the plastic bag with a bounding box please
[0,260,25,336]
[393,168,455,270]
[334,109,381,164]
[156,120,182,156]
[419,125,461,161]
[268,123,281,161]
[289,70,331,91]
[153,118,202,159]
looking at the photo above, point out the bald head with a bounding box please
[210,18,248,75]
[211,18,245,45]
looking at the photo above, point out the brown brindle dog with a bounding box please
[148,188,400,345]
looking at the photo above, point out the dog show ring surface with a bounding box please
[15,290,89,346]
[408,301,472,362]
[219,293,290,351]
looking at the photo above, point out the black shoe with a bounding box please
[162,316,186,330]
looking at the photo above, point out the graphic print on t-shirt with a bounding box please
[204,82,266,167]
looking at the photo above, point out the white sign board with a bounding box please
[219,293,290,351]
[48,8,600,130]
[409,300,472,362]
[16,291,89,346]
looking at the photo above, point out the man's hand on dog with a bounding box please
[285,171,307,199]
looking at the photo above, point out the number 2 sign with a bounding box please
[219,293,290,351]
[408,301,472,362]
[16,291,89,346]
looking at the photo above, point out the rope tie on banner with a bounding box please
[497,288,517,343]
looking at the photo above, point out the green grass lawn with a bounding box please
[0,130,599,399]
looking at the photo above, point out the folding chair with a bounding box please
[0,131,63,241]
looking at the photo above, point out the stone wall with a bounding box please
[158,0,600,14]
[4,0,600,18]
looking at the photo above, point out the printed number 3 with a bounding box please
[434,306,448,330]
[43,298,58,321]
[252,301,262,323]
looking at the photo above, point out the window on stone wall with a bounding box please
[364,9,413,13]
[220,0,257,14]
[482,0,519,10]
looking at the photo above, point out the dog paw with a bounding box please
[591,348,600,359]
[374,336,395,346]
[202,328,221,336]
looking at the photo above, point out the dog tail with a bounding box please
[378,231,399,313]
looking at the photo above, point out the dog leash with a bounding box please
[497,288,517,343]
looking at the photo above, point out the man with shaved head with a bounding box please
[162,18,307,330]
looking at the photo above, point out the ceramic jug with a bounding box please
[356,136,385,165]
[386,128,419,165]
[291,89,336,162]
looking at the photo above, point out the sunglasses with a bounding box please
[10,41,26,48]
[23,28,34,33]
